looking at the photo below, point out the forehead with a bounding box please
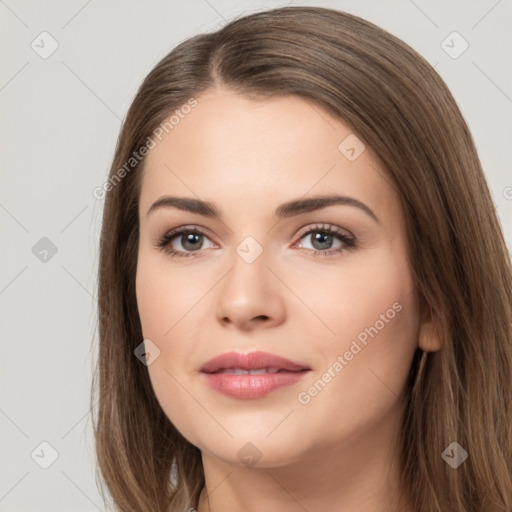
[139,89,398,222]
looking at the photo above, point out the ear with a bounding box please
[417,310,444,352]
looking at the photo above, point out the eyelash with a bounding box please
[155,223,356,259]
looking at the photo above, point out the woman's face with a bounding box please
[136,88,428,467]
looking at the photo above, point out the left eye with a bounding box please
[296,228,353,253]
[301,231,343,251]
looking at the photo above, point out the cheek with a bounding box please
[293,253,419,437]
[291,248,417,357]
[299,298,418,444]
[135,250,220,440]
[337,252,419,379]
[135,248,209,339]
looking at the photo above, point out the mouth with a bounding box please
[212,367,292,375]
[200,350,310,373]
[200,351,311,399]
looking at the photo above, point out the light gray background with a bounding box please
[1,1,511,510]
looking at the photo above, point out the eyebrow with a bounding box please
[146,194,380,224]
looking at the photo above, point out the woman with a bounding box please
[92,6,512,511]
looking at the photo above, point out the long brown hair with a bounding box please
[92,6,512,511]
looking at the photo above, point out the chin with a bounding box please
[192,428,313,469]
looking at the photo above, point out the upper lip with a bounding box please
[200,351,311,373]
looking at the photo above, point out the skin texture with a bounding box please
[136,88,441,512]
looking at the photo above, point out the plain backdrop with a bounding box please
[1,1,511,510]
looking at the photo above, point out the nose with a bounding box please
[215,248,286,331]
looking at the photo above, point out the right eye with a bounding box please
[156,226,216,257]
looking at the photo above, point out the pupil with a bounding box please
[313,232,332,250]
[183,233,202,251]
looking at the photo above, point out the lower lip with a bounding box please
[202,371,309,399]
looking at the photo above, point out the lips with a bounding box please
[200,351,310,374]
[214,368,281,375]
[200,351,311,399]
